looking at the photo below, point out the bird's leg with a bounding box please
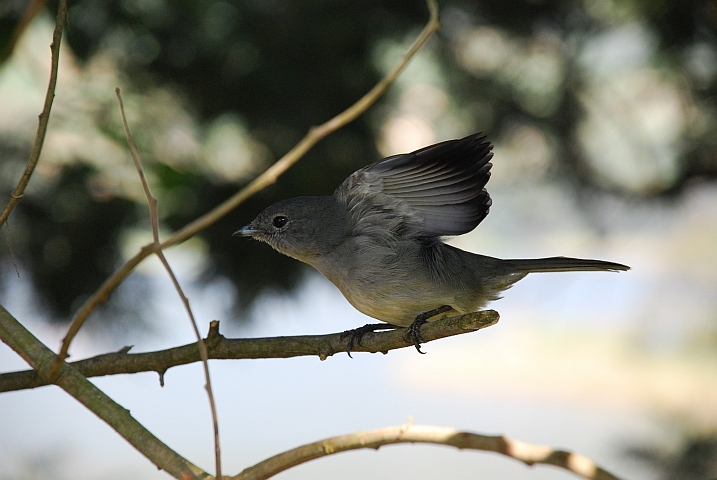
[340,323,399,357]
[406,305,453,354]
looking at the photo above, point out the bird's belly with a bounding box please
[311,241,484,326]
[350,294,450,326]
[333,272,460,327]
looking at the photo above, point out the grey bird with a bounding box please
[234,133,629,353]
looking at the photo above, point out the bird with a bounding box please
[234,133,629,353]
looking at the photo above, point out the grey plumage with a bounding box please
[235,133,629,329]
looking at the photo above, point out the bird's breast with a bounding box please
[310,237,464,326]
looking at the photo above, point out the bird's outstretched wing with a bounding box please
[335,133,493,239]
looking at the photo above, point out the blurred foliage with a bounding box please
[627,433,717,480]
[0,0,716,324]
[16,164,137,316]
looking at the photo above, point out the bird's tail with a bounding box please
[503,256,630,273]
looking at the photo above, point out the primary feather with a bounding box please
[335,133,493,238]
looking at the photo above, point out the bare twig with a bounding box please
[0,311,499,393]
[114,88,223,480]
[0,305,209,480]
[54,0,441,365]
[234,424,623,480]
[0,0,67,227]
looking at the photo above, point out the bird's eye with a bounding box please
[272,215,288,228]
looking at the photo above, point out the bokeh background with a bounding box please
[1,0,717,478]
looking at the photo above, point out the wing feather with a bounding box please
[335,133,493,238]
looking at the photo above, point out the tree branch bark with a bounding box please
[0,310,499,393]
[0,304,209,480]
[0,0,67,228]
[234,424,623,480]
[115,87,224,479]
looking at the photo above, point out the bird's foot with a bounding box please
[340,323,397,358]
[405,318,428,354]
[404,305,453,354]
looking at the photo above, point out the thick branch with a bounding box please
[0,0,67,227]
[0,310,499,393]
[55,0,441,365]
[234,424,623,480]
[0,304,209,480]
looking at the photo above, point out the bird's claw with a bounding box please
[405,318,427,354]
[404,305,452,354]
[340,323,396,358]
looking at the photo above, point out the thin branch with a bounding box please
[0,304,210,480]
[0,0,67,228]
[234,424,623,480]
[114,88,223,480]
[0,311,499,393]
[54,0,441,365]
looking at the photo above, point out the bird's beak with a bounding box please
[233,225,257,237]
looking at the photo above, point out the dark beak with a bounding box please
[233,225,257,237]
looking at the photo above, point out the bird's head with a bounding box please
[234,196,347,263]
